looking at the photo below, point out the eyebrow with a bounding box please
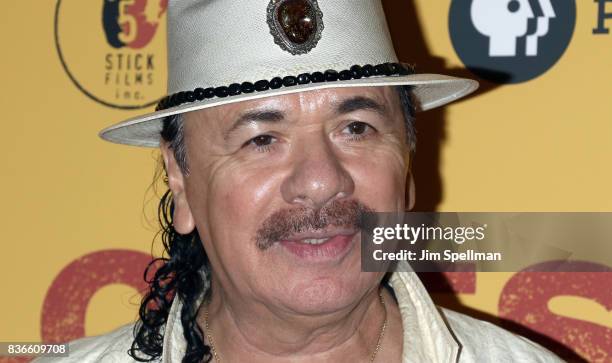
[224,109,285,141]
[334,96,389,118]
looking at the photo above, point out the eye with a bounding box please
[341,121,376,140]
[243,134,277,152]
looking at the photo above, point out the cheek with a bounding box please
[205,161,280,247]
[347,149,408,211]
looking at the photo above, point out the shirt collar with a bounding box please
[389,262,461,362]
[161,261,460,362]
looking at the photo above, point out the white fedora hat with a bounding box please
[99,0,479,147]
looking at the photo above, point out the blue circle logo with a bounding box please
[449,0,576,84]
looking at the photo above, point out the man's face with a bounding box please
[163,86,412,314]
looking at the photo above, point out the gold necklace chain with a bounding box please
[202,290,387,363]
[370,290,388,363]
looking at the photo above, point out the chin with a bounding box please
[278,274,375,315]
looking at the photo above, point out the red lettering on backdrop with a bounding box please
[40,250,153,343]
[124,0,169,49]
[499,261,612,362]
[0,357,31,363]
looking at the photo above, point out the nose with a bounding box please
[280,134,355,210]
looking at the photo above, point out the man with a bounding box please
[38,0,562,362]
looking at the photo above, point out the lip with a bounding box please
[278,229,358,262]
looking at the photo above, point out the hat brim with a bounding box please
[99,73,478,147]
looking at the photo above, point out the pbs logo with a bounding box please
[449,0,576,84]
[55,0,168,109]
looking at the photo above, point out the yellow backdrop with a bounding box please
[1,1,610,362]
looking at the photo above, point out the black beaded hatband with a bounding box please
[155,62,415,111]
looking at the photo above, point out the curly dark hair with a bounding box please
[128,85,416,363]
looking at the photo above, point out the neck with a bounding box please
[197,280,398,363]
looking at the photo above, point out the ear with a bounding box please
[406,172,416,211]
[160,141,196,234]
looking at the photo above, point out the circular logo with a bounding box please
[449,0,576,84]
[54,0,168,109]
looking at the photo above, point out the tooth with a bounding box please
[303,238,329,245]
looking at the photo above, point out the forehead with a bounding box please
[182,86,401,128]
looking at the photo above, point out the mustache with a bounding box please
[255,199,374,250]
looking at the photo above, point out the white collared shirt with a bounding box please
[35,263,563,362]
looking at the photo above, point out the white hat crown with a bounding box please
[167,0,398,94]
